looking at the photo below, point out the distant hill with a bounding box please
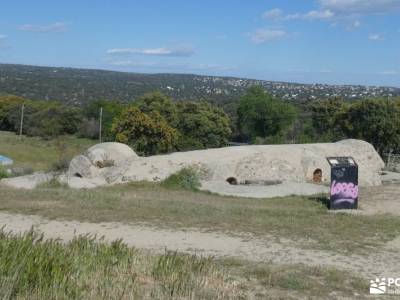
[1,63,399,106]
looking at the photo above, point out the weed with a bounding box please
[161,167,201,191]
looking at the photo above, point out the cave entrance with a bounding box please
[226,177,238,185]
[313,169,322,183]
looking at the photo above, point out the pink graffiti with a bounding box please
[330,180,358,199]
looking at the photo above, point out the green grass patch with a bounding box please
[161,167,201,191]
[0,230,371,299]
[219,259,368,299]
[0,131,95,172]
[0,230,233,299]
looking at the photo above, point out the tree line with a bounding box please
[1,87,399,156]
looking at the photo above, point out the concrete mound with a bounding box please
[64,139,383,190]
[64,142,138,188]
[0,139,385,195]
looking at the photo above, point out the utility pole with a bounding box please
[19,104,25,138]
[99,107,103,143]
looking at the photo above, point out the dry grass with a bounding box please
[0,131,95,171]
[0,229,369,299]
[0,182,399,254]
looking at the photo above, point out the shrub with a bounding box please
[0,166,8,179]
[161,167,201,191]
[176,101,232,150]
[237,86,297,143]
[112,106,179,156]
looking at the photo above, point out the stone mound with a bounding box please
[0,139,386,193]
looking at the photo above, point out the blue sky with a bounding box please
[0,0,399,87]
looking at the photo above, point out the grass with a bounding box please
[161,167,201,191]
[0,131,392,297]
[0,182,399,254]
[0,166,8,179]
[0,229,233,299]
[219,258,368,299]
[0,229,369,299]
[0,131,95,172]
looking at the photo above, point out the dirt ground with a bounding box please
[359,184,400,215]
[1,184,400,280]
[0,183,399,283]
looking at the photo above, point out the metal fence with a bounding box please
[383,153,400,172]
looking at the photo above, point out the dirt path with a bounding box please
[359,184,400,215]
[1,211,400,279]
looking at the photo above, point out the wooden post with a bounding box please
[19,104,25,138]
[99,107,103,143]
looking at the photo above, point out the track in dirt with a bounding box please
[1,210,400,279]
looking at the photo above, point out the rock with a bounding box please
[67,155,99,178]
[0,172,54,189]
[86,142,138,167]
[66,142,139,186]
[58,175,107,189]
[63,139,384,195]
[122,139,384,187]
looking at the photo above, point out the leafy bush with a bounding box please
[161,167,201,191]
[237,86,297,143]
[112,106,179,155]
[82,100,125,140]
[176,101,232,150]
[0,166,8,179]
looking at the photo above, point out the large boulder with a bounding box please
[86,142,138,167]
[66,142,139,187]
[67,155,99,178]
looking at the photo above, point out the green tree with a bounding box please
[136,92,179,127]
[82,100,125,140]
[24,102,82,139]
[112,106,178,155]
[176,101,232,150]
[341,98,400,154]
[0,95,25,131]
[237,86,296,143]
[310,98,349,142]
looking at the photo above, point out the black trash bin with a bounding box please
[326,157,358,210]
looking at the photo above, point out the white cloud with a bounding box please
[108,60,236,72]
[262,0,400,29]
[263,9,335,21]
[247,29,287,44]
[379,70,399,75]
[319,0,400,15]
[262,8,284,20]
[369,33,384,40]
[17,22,67,33]
[347,20,361,30]
[302,9,335,20]
[107,46,195,57]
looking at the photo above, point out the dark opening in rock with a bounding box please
[313,169,322,183]
[226,177,238,185]
[74,173,83,178]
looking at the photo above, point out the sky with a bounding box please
[0,0,399,87]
